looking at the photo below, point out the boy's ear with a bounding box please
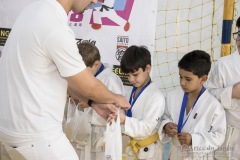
[146,64,151,72]
[201,75,208,84]
[93,60,100,67]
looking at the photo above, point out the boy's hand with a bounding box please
[107,110,126,124]
[119,111,126,124]
[177,132,192,146]
[164,122,178,137]
[232,82,240,99]
[92,103,117,120]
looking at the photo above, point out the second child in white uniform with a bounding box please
[67,42,125,160]
[159,50,226,160]
[119,45,165,160]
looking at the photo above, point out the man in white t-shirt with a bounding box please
[0,0,130,159]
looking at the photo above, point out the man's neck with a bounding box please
[57,0,72,14]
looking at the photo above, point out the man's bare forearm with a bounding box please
[66,69,119,104]
[67,88,88,103]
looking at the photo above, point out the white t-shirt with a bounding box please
[0,0,85,137]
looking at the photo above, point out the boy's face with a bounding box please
[179,68,206,94]
[127,65,151,88]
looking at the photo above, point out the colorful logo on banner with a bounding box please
[113,36,132,86]
[116,35,129,62]
[69,0,134,31]
[0,28,11,46]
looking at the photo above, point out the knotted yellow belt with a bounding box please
[122,133,159,160]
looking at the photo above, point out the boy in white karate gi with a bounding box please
[118,45,165,160]
[205,16,240,160]
[66,42,125,160]
[159,50,226,160]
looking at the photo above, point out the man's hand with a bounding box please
[164,122,178,137]
[114,94,130,110]
[92,103,117,120]
[232,82,240,99]
[177,132,192,146]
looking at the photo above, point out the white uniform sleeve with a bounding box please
[123,94,165,138]
[158,94,173,143]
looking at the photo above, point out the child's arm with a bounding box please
[158,92,177,143]
[122,93,165,138]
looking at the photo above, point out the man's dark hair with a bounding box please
[178,50,211,77]
[120,45,151,73]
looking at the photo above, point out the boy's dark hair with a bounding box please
[237,16,240,28]
[120,45,151,73]
[178,50,211,77]
[77,42,100,67]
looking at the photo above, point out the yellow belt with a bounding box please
[122,133,159,160]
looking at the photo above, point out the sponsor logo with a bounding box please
[76,38,96,45]
[115,36,129,62]
[113,65,132,86]
[114,36,132,86]
[0,28,11,46]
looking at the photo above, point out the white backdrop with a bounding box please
[0,0,158,97]
[1,0,240,96]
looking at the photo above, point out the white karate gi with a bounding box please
[71,64,125,160]
[122,82,165,160]
[232,136,240,160]
[159,88,226,160]
[206,51,240,159]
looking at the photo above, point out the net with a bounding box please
[153,0,240,94]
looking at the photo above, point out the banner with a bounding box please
[68,0,158,92]
[0,0,158,95]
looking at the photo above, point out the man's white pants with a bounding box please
[0,131,78,160]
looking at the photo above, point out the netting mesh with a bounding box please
[153,0,240,94]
